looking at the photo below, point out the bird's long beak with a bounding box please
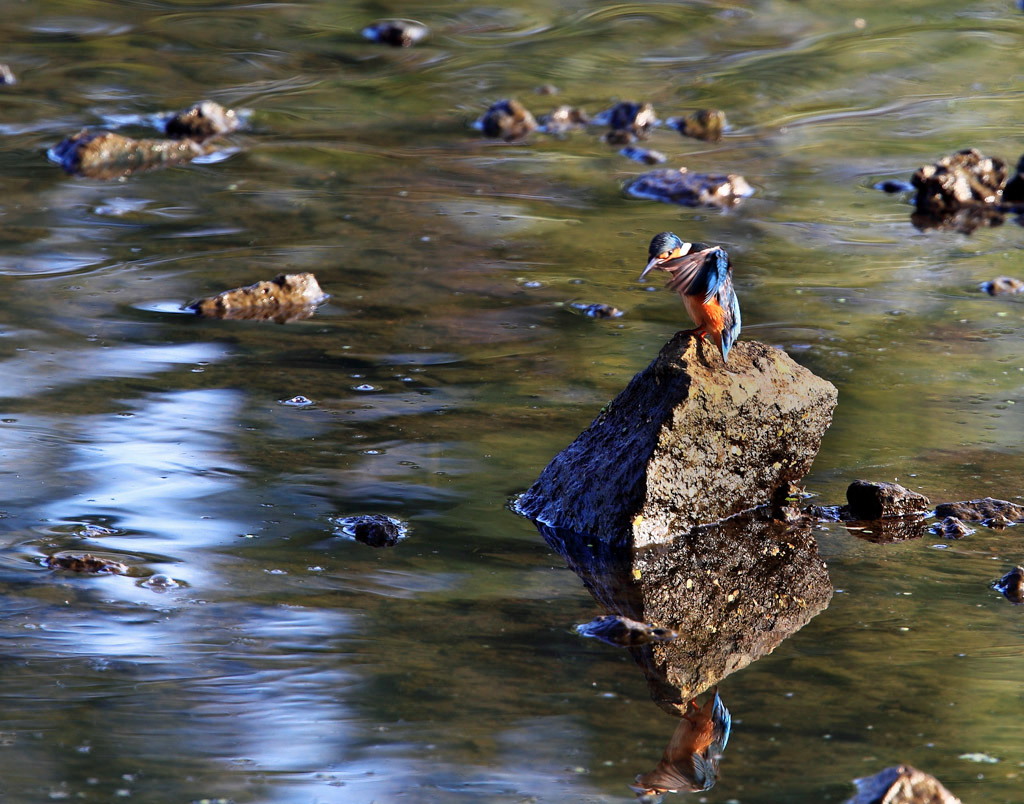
[639,256,662,280]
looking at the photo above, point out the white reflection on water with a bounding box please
[41,388,246,551]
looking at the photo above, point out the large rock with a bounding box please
[518,333,838,547]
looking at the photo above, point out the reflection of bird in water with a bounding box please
[639,232,742,364]
[630,689,731,801]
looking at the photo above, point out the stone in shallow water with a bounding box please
[186,273,328,324]
[538,105,588,134]
[846,480,930,519]
[930,516,973,539]
[981,276,1024,296]
[51,129,204,180]
[46,553,128,575]
[994,566,1024,604]
[934,497,1024,523]
[165,100,240,142]
[847,765,961,804]
[671,108,727,142]
[625,167,753,209]
[478,99,537,141]
[517,334,837,547]
[361,19,428,47]
[594,101,657,139]
[332,514,409,548]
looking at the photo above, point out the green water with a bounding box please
[1,0,1024,801]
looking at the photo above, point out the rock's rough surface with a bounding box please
[186,273,327,324]
[934,497,1024,522]
[624,167,754,209]
[846,480,931,519]
[52,129,204,179]
[518,333,838,547]
[165,100,240,142]
[995,565,1024,604]
[847,765,960,804]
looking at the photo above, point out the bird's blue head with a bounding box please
[647,231,685,262]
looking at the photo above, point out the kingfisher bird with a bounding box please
[640,232,742,364]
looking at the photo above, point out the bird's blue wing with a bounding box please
[662,247,730,304]
[716,273,742,363]
[710,690,732,752]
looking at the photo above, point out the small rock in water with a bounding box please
[934,497,1024,523]
[0,63,15,85]
[569,302,623,319]
[165,100,240,142]
[984,513,1013,529]
[186,273,328,324]
[361,19,428,47]
[333,514,409,548]
[538,105,588,135]
[995,566,1024,604]
[846,480,930,519]
[51,129,205,180]
[910,147,1008,232]
[534,83,559,96]
[671,108,727,142]
[595,101,657,139]
[46,553,129,575]
[620,145,666,165]
[576,614,678,648]
[625,167,753,209]
[848,765,961,804]
[981,276,1024,296]
[930,516,974,539]
[479,99,537,141]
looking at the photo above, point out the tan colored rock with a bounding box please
[186,273,328,324]
[517,333,838,547]
[847,765,960,804]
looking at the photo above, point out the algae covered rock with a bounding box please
[51,129,205,179]
[165,100,240,142]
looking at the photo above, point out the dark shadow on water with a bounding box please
[536,510,833,799]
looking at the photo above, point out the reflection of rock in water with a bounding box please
[539,510,832,715]
[631,690,731,798]
[576,614,677,648]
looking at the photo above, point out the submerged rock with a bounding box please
[910,148,1008,232]
[517,334,838,547]
[332,514,409,548]
[165,100,240,142]
[934,497,1024,523]
[0,63,15,85]
[671,109,727,142]
[479,99,537,141]
[995,566,1024,604]
[981,276,1024,296]
[595,101,657,140]
[567,302,623,319]
[930,516,974,539]
[576,615,678,648]
[538,105,588,135]
[46,553,129,575]
[51,129,205,179]
[846,480,930,519]
[620,145,666,165]
[847,765,961,804]
[361,19,428,47]
[186,273,328,324]
[875,179,915,194]
[625,167,753,209]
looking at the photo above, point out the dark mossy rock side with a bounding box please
[518,333,838,547]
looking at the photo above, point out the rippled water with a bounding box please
[2,1,1024,802]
